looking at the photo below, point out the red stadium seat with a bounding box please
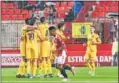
[2,10,7,15]
[68,2,73,7]
[91,12,99,18]
[7,10,14,15]
[57,7,64,13]
[17,15,23,20]
[1,2,7,8]
[111,6,118,12]
[64,7,70,12]
[59,12,66,18]
[55,2,60,8]
[7,3,14,8]
[99,12,105,18]
[99,1,106,6]
[23,14,30,19]
[9,15,17,20]
[15,9,21,15]
[95,6,101,12]
[103,6,109,12]
[61,2,67,7]
[22,10,29,15]
[2,15,9,20]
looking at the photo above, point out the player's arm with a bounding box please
[92,35,102,45]
[26,25,37,31]
[36,30,47,41]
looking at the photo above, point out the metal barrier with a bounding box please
[1,22,23,49]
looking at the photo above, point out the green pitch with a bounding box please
[1,67,118,83]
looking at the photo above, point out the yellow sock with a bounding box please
[38,62,43,75]
[91,62,95,73]
[26,60,31,74]
[55,69,60,75]
[17,61,25,75]
[86,62,93,71]
[32,61,37,76]
[47,59,52,74]
[43,60,48,75]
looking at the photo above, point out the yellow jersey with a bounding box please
[25,29,41,46]
[56,29,67,40]
[38,23,49,38]
[86,33,100,52]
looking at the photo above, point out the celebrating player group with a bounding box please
[16,17,101,81]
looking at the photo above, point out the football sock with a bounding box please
[47,59,52,74]
[63,64,71,71]
[91,62,95,73]
[55,69,60,75]
[26,60,31,74]
[32,61,37,77]
[17,61,25,75]
[60,68,68,78]
[87,62,93,71]
[38,61,43,75]
[43,60,48,75]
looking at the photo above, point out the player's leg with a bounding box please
[90,52,96,76]
[47,57,52,74]
[16,59,26,78]
[26,48,32,78]
[16,42,26,78]
[31,46,39,78]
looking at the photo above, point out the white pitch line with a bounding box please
[2,81,118,83]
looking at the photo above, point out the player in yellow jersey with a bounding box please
[22,18,44,78]
[83,25,101,76]
[16,18,29,78]
[37,17,53,78]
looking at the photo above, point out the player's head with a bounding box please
[40,17,45,23]
[57,22,65,31]
[49,26,56,36]
[90,25,95,33]
[25,18,30,25]
[28,17,36,26]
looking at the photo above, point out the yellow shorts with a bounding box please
[26,44,38,59]
[84,51,97,60]
[41,41,51,57]
[20,42,26,57]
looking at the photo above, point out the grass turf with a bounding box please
[1,67,118,83]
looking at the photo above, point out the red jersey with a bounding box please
[54,34,67,56]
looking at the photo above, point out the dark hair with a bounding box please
[25,18,30,25]
[28,17,36,25]
[57,22,64,29]
[40,17,45,23]
[49,26,56,30]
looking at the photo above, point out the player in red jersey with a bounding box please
[49,26,75,81]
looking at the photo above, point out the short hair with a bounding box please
[40,17,45,23]
[57,22,64,29]
[49,26,56,30]
[28,17,36,25]
[25,18,30,25]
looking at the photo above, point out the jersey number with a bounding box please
[28,33,34,40]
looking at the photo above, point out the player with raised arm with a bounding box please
[83,25,101,76]
[23,18,44,78]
